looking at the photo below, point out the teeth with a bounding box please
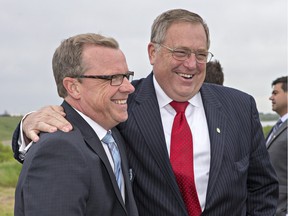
[178,73,193,78]
[115,100,127,104]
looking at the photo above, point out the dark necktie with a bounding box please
[170,101,202,216]
[267,119,282,145]
[273,119,282,134]
[102,131,123,191]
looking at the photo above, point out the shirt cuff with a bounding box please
[18,111,35,160]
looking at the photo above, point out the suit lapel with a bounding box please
[132,74,187,212]
[61,101,126,208]
[267,119,288,148]
[112,128,134,209]
[200,85,228,204]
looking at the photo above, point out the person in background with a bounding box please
[12,9,278,215]
[266,76,287,216]
[14,33,138,216]
[204,59,224,85]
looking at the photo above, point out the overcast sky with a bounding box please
[1,0,287,115]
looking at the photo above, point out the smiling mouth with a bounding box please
[114,100,127,105]
[177,72,193,79]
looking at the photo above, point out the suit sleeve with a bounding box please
[12,122,22,163]
[246,96,279,215]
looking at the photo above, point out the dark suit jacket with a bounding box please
[266,119,287,216]
[14,101,138,216]
[117,72,279,216]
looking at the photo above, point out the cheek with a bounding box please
[159,58,180,74]
[86,84,109,104]
[198,63,206,73]
[98,87,112,104]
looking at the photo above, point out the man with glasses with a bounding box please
[14,33,138,216]
[12,9,278,215]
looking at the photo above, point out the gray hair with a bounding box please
[150,9,210,49]
[52,33,119,98]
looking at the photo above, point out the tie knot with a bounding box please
[102,131,114,144]
[276,119,282,127]
[274,119,282,130]
[170,101,189,113]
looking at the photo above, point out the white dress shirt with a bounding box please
[279,113,288,125]
[153,76,210,210]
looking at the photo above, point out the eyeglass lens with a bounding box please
[111,73,133,86]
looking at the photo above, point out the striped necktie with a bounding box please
[102,131,123,191]
[266,119,282,145]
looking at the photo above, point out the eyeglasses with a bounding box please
[70,71,134,86]
[158,44,214,63]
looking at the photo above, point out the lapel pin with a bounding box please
[216,128,221,133]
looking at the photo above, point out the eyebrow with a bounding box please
[174,46,208,52]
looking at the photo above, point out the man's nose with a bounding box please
[183,53,197,68]
[120,77,135,93]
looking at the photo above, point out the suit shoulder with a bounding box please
[39,127,83,146]
[26,127,86,161]
[202,83,254,102]
[22,127,89,178]
[131,77,146,94]
[201,83,259,116]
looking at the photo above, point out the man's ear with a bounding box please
[63,77,81,99]
[148,42,156,65]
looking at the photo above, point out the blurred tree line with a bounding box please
[259,112,278,121]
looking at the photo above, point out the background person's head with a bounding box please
[52,33,135,130]
[148,9,212,102]
[269,76,287,117]
[205,60,224,85]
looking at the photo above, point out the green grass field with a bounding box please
[0,116,22,141]
[0,160,21,216]
[0,145,22,216]
[0,116,22,216]
[0,186,15,216]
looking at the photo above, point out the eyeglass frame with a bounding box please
[157,43,214,63]
[69,71,134,86]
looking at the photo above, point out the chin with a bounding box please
[118,115,128,123]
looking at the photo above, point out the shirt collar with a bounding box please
[153,75,203,109]
[280,113,288,123]
[73,107,107,140]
